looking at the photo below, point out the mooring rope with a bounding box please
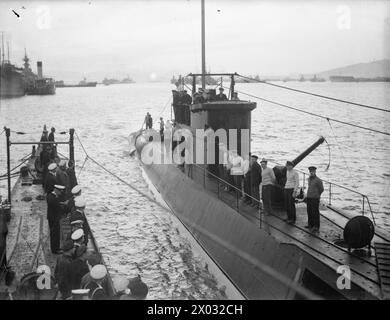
[223,86,390,137]
[236,74,390,113]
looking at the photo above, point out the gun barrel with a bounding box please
[292,136,325,167]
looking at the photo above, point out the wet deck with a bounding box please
[186,163,390,299]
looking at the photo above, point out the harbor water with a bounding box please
[1,81,389,299]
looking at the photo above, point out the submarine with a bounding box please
[130,0,390,300]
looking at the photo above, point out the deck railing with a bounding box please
[186,162,376,226]
[266,160,376,225]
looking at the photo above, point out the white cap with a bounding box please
[112,276,129,293]
[71,289,90,295]
[74,197,86,208]
[70,220,83,225]
[71,185,82,195]
[90,264,107,280]
[48,163,57,171]
[54,185,65,190]
[71,228,84,241]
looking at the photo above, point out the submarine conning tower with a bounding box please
[172,73,256,154]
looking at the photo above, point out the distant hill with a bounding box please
[317,59,390,79]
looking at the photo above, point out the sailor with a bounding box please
[242,154,251,201]
[66,160,78,191]
[230,150,245,197]
[249,155,262,208]
[232,92,240,101]
[71,197,89,244]
[215,87,228,101]
[193,90,204,104]
[47,184,66,254]
[71,289,90,300]
[243,154,252,204]
[70,211,84,234]
[70,243,89,290]
[45,163,58,194]
[56,160,70,195]
[40,127,48,143]
[182,90,192,105]
[54,239,74,299]
[71,228,85,248]
[159,117,164,137]
[80,253,102,289]
[260,158,276,215]
[144,112,153,129]
[284,161,300,224]
[48,127,56,143]
[40,145,52,188]
[67,185,82,213]
[305,166,324,233]
[119,275,149,300]
[85,264,108,300]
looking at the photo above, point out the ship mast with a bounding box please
[1,32,4,65]
[201,0,206,89]
[7,41,10,62]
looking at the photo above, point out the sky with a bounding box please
[0,0,389,82]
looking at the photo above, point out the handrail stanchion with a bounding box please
[366,196,376,225]
[362,195,365,216]
[217,179,220,198]
[5,127,11,204]
[328,183,332,206]
[236,189,239,213]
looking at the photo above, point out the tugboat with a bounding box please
[131,0,390,300]
[26,61,56,95]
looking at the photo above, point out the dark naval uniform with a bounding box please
[45,173,57,194]
[250,162,262,206]
[46,192,64,253]
[306,174,324,230]
[54,252,73,299]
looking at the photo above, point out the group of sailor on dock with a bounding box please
[40,127,148,300]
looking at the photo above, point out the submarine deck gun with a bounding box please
[272,136,325,202]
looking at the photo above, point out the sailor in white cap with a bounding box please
[119,275,149,300]
[67,185,82,214]
[87,264,108,300]
[71,289,90,300]
[55,160,70,196]
[46,184,67,254]
[44,163,58,194]
[72,197,89,245]
[112,276,130,296]
[71,228,85,247]
[70,211,84,233]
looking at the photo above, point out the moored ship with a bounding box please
[26,61,56,95]
[0,35,26,98]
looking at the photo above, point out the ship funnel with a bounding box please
[37,61,43,79]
